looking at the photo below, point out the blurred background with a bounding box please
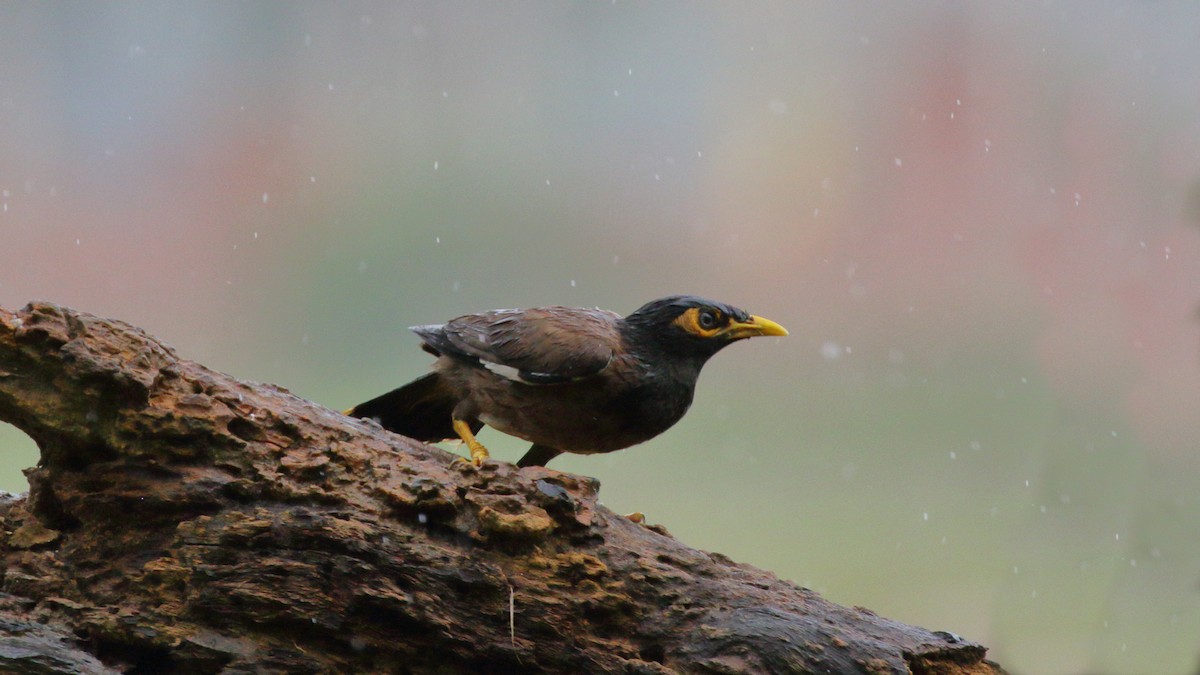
[2,3,1198,673]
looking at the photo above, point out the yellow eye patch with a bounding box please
[672,307,724,338]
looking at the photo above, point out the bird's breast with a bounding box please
[467,363,697,454]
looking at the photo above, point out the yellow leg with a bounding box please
[452,419,490,466]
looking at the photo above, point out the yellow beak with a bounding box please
[724,314,789,340]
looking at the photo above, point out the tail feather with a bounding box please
[346,373,473,441]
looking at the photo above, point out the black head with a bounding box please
[622,295,788,363]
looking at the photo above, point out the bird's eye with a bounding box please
[698,309,720,330]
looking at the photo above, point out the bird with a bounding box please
[344,295,787,467]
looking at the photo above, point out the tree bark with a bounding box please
[0,302,1002,674]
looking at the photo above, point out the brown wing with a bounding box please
[412,306,620,384]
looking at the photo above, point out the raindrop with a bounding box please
[894,157,903,167]
[819,341,842,361]
[261,192,269,204]
[434,161,439,171]
[570,280,576,287]
[949,451,956,459]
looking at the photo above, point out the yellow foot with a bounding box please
[452,455,486,468]
[625,512,646,523]
[452,419,490,466]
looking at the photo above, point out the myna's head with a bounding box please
[623,295,788,362]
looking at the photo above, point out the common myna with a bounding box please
[345,295,787,467]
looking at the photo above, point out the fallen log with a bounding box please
[0,302,1001,673]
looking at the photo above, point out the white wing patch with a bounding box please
[481,360,572,385]
[482,361,523,381]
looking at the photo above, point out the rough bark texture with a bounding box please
[0,302,1002,674]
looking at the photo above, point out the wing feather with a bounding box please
[412,307,620,384]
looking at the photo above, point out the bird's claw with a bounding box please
[450,441,491,467]
[451,419,491,466]
[467,441,490,465]
[452,454,489,468]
